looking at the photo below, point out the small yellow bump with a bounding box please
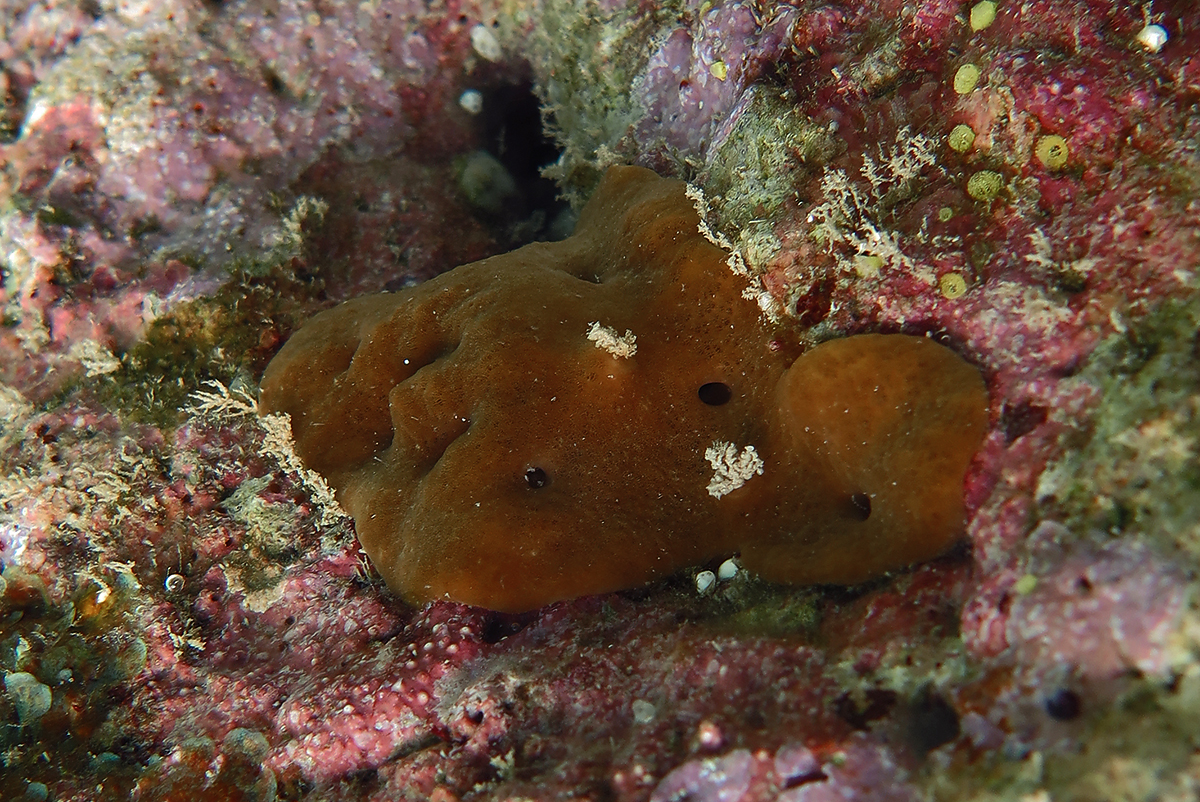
[937,206,955,222]
[1035,134,1069,169]
[710,61,728,81]
[967,170,1003,201]
[969,1,997,32]
[1013,574,1038,595]
[953,63,982,95]
[939,272,968,299]
[948,124,976,152]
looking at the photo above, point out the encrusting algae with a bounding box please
[260,166,989,612]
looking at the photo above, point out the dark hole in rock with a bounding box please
[524,467,548,489]
[782,768,828,789]
[1000,400,1047,444]
[794,278,833,325]
[472,80,569,240]
[480,612,536,644]
[698,382,732,405]
[1044,688,1082,721]
[833,689,897,730]
[908,687,961,753]
[345,767,379,789]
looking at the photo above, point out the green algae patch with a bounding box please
[531,0,688,203]
[969,1,998,32]
[715,590,823,639]
[953,63,982,95]
[95,269,321,428]
[1037,297,1200,561]
[684,570,826,639]
[938,272,969,299]
[701,87,841,232]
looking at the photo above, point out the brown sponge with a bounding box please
[260,166,989,612]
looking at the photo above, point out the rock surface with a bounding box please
[1,0,1198,800]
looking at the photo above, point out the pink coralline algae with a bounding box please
[1006,522,1189,684]
[3,0,1200,800]
[634,3,798,161]
[0,0,503,399]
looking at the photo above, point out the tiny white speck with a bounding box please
[632,699,656,724]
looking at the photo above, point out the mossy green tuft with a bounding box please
[701,87,841,232]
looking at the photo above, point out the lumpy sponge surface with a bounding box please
[260,166,988,612]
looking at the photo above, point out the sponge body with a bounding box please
[261,166,988,612]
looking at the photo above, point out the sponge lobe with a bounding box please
[742,335,989,586]
[261,166,777,611]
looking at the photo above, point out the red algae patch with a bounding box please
[260,166,988,611]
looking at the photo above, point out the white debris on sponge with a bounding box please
[704,441,764,499]
[586,321,637,358]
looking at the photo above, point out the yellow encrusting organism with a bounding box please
[1035,135,1070,169]
[940,272,969,299]
[967,170,1004,201]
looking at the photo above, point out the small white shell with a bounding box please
[717,559,739,581]
[695,570,716,594]
[1137,24,1168,53]
[164,573,185,593]
[470,24,502,62]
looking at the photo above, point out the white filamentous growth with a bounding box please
[705,441,764,498]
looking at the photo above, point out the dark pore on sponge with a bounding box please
[260,166,989,612]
